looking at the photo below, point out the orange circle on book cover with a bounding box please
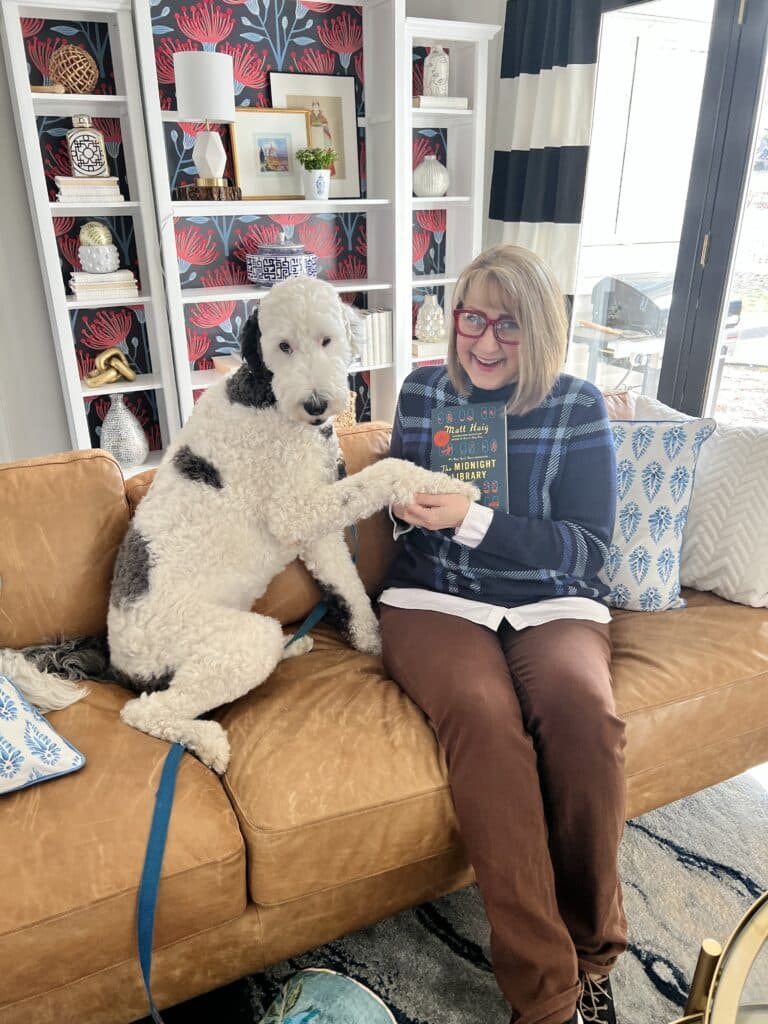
[434,430,450,447]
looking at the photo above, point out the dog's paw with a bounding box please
[281,634,314,659]
[349,611,382,656]
[184,720,231,775]
[390,465,480,505]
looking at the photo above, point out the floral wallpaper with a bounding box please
[52,215,139,287]
[22,18,115,91]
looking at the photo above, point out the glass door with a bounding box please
[566,0,716,398]
[704,59,768,427]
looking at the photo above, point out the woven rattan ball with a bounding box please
[79,221,113,246]
[49,45,99,94]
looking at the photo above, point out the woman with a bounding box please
[379,245,626,1024]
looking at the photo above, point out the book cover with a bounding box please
[430,401,509,512]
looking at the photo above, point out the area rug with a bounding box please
[139,772,768,1024]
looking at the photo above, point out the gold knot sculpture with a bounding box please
[84,348,137,388]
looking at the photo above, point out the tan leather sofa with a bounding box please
[2,399,767,1024]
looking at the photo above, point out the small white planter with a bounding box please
[302,167,331,200]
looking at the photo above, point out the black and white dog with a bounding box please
[101,277,477,772]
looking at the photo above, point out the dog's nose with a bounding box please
[303,395,328,416]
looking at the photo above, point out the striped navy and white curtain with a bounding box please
[489,0,606,304]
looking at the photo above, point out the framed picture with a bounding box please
[269,72,360,199]
[230,107,312,200]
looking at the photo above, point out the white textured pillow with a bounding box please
[634,394,768,607]
[0,675,85,794]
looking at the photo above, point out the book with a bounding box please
[56,176,120,186]
[211,354,242,374]
[71,270,136,283]
[430,400,509,512]
[412,338,448,360]
[412,95,469,109]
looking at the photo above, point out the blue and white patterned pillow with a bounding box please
[600,418,716,611]
[0,675,85,795]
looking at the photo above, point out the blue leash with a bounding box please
[136,598,330,1022]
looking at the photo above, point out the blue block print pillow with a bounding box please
[257,968,395,1024]
[599,418,716,611]
[0,675,85,795]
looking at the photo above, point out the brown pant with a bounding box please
[380,605,628,1024]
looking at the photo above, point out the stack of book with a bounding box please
[354,308,393,368]
[412,96,469,110]
[412,337,448,361]
[55,176,125,204]
[69,269,139,301]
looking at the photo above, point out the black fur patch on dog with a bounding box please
[319,422,334,439]
[336,457,347,480]
[111,665,175,694]
[228,308,276,407]
[111,524,152,607]
[321,585,354,645]
[173,445,223,489]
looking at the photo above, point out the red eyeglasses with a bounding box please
[453,308,521,344]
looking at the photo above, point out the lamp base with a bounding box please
[172,182,242,202]
[196,176,228,187]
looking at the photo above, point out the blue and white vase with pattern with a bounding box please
[302,168,331,201]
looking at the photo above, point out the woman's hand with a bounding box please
[392,493,471,531]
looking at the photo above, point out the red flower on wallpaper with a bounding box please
[189,301,237,329]
[412,59,424,98]
[155,37,200,85]
[199,260,249,287]
[270,214,311,228]
[80,310,132,351]
[59,236,81,270]
[44,140,71,179]
[93,118,121,145]
[290,47,336,75]
[175,225,218,267]
[76,349,96,380]
[354,51,364,86]
[52,217,76,238]
[413,135,438,170]
[232,222,281,264]
[317,11,363,69]
[327,255,367,281]
[220,42,270,89]
[412,230,431,264]
[175,2,235,47]
[416,209,446,233]
[147,423,163,452]
[298,221,343,260]
[27,36,61,77]
[187,331,211,362]
[20,18,44,37]
[177,121,207,140]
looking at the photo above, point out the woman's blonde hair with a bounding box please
[446,244,569,416]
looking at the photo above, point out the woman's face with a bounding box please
[455,286,522,390]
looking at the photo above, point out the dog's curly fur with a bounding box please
[102,277,478,773]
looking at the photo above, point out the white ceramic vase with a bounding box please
[302,168,331,200]
[413,155,449,197]
[100,394,149,469]
[78,243,120,274]
[423,45,449,97]
[415,293,446,343]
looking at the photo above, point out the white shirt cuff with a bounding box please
[388,502,414,540]
[453,501,493,548]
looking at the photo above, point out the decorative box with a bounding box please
[245,230,318,287]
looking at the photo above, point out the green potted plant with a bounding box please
[295,146,338,200]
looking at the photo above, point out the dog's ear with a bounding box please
[227,306,276,408]
[342,301,365,362]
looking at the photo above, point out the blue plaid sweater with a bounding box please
[385,366,617,607]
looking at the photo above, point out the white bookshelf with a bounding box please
[0,0,181,459]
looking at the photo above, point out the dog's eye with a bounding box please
[279,341,292,354]
[321,337,332,347]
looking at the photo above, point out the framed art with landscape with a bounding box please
[230,107,312,200]
[268,72,360,199]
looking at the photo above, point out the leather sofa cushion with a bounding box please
[219,590,768,908]
[0,683,246,1011]
[0,451,129,648]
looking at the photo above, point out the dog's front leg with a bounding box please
[301,533,381,655]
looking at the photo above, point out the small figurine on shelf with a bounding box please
[84,347,137,389]
[415,293,446,343]
[69,222,139,299]
[66,116,109,178]
[99,394,149,469]
[423,45,450,97]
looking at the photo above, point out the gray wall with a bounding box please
[0,0,506,462]
[0,63,70,461]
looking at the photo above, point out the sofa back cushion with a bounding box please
[126,422,398,627]
[0,451,129,648]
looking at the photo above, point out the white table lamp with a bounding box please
[173,51,235,187]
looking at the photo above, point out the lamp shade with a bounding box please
[173,51,235,122]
